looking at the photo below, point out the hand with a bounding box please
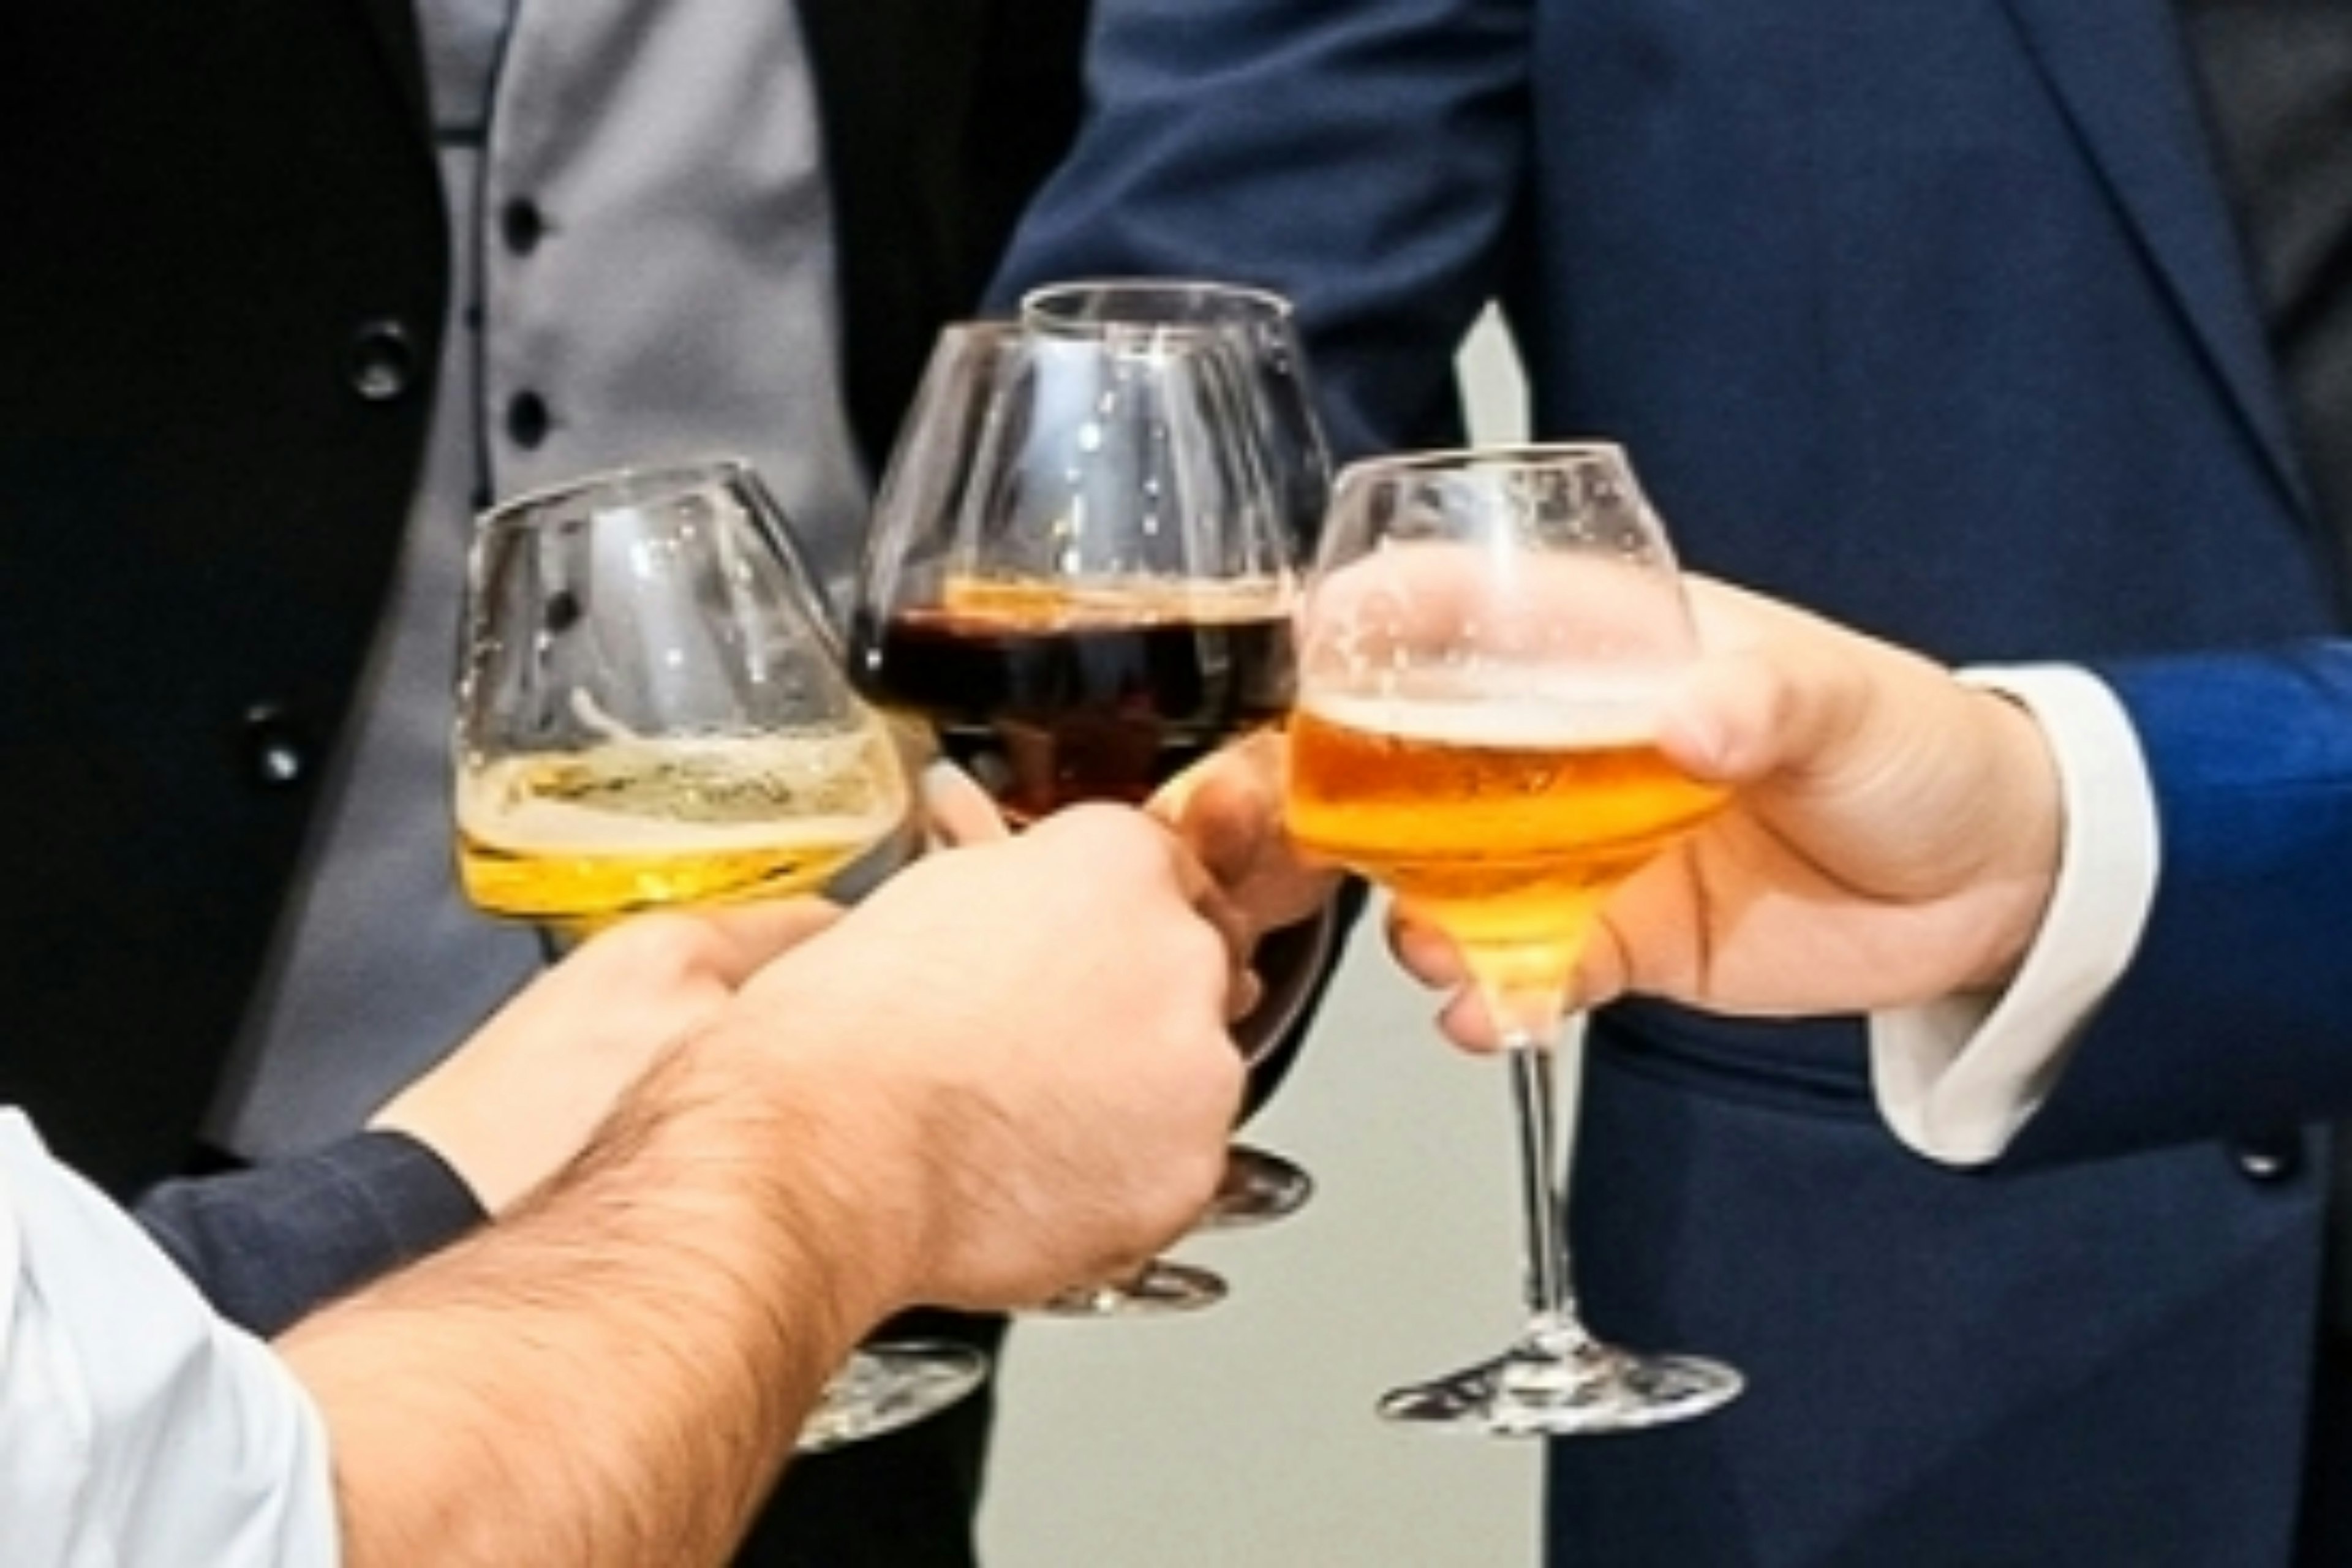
[930,752,1275,1018]
[369,900,843,1212]
[726,804,1248,1311]
[1150,728,1341,945]
[1395,577,2064,1044]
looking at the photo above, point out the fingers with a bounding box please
[1435,986,1506,1052]
[1382,903,1509,1052]
[590,899,847,989]
[921,759,1012,848]
[1655,580,1828,783]
[706,898,845,978]
[1148,729,1278,878]
[1152,729,1340,938]
[1140,815,1267,1020]
[1028,804,1264,1020]
[1385,903,1467,987]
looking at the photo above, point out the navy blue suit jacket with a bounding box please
[1000,0,2347,1561]
[2030,647,2352,1156]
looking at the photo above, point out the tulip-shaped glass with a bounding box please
[1284,443,1744,1436]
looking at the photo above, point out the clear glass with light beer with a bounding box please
[1286,442,1744,1436]
[454,456,983,1452]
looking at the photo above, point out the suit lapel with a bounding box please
[1998,0,2313,518]
[350,0,433,132]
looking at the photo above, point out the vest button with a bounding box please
[238,703,313,790]
[346,318,418,402]
[500,197,547,255]
[507,390,551,449]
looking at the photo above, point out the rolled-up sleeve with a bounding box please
[132,1132,483,1338]
[2,1110,339,1566]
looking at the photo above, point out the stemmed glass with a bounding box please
[846,316,1298,1313]
[1020,278,1330,1229]
[1283,443,1744,1435]
[452,456,988,1450]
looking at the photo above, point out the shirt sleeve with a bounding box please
[1868,665,2160,1164]
[132,1132,484,1338]
[1,1110,339,1566]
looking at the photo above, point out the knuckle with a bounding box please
[603,910,715,979]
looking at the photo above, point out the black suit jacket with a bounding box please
[1,4,1085,1564]
[0,0,1087,1194]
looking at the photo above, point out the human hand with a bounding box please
[1395,577,2064,1045]
[926,750,1279,1018]
[1150,728,1341,944]
[726,804,1248,1313]
[368,900,843,1212]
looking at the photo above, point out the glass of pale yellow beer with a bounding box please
[453,456,982,1452]
[1286,442,1744,1436]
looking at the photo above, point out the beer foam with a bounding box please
[938,573,1294,628]
[1302,671,1678,748]
[459,791,902,853]
[456,732,906,853]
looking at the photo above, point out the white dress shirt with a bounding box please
[0,1112,335,1566]
[1868,666,2160,1163]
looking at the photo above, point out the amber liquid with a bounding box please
[1286,693,1725,991]
[850,577,1294,821]
[455,725,907,929]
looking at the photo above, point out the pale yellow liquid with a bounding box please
[456,725,907,930]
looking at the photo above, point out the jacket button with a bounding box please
[2230,1133,2302,1183]
[500,197,547,254]
[238,704,313,790]
[507,390,551,448]
[347,318,418,402]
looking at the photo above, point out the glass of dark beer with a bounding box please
[847,315,1303,1313]
[1019,279,1333,1230]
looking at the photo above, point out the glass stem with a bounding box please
[1504,1027,1589,1357]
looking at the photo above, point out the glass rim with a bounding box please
[1018,276,1297,334]
[1332,440,1632,491]
[473,453,761,533]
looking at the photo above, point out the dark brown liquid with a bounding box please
[851,601,1292,820]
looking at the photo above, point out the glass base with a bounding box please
[796,1341,990,1453]
[1378,1330,1742,1438]
[1033,1257,1228,1317]
[1199,1144,1315,1229]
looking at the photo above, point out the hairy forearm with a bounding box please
[277,1039,897,1568]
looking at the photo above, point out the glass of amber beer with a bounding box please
[454,456,986,1450]
[848,316,1302,1313]
[1286,442,1744,1436]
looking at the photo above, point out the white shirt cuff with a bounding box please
[1870,665,2159,1164]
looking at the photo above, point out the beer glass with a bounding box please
[454,456,987,1449]
[847,317,1298,1313]
[1019,278,1330,1230]
[1286,443,1744,1435]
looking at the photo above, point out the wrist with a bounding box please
[654,1016,925,1335]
